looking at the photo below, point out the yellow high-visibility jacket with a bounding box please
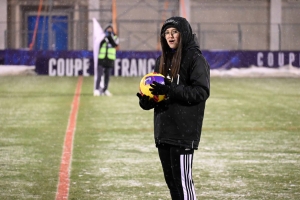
[98,35,118,60]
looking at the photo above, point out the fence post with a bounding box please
[278,23,281,50]
[238,23,242,50]
[197,23,201,48]
[5,29,7,49]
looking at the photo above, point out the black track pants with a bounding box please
[158,144,197,200]
[95,65,111,91]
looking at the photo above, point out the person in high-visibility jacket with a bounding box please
[94,24,119,96]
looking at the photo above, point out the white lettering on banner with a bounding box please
[57,58,65,76]
[268,52,274,67]
[48,58,90,76]
[278,53,284,66]
[75,59,82,76]
[257,52,263,66]
[114,59,121,76]
[147,59,155,73]
[122,59,130,77]
[66,59,73,76]
[130,59,138,76]
[289,53,295,65]
[49,58,56,76]
[138,59,147,76]
[83,58,89,76]
[257,52,299,67]
[114,58,156,77]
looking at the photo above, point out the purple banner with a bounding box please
[1,50,299,76]
[33,51,161,76]
[203,51,300,70]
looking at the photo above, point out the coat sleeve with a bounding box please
[106,33,119,47]
[169,53,210,104]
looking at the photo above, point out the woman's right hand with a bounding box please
[136,93,155,110]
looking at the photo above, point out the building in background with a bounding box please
[1,0,300,51]
[6,0,89,51]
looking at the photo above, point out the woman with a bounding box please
[137,16,210,200]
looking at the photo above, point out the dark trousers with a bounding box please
[95,65,112,92]
[158,144,197,200]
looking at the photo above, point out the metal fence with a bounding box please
[5,19,300,51]
[192,23,300,51]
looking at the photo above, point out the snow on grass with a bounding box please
[211,65,300,77]
[0,65,36,76]
[1,64,300,77]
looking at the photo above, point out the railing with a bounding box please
[192,22,300,51]
[4,20,300,51]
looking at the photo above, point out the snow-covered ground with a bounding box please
[210,65,300,78]
[0,65,36,76]
[1,65,300,77]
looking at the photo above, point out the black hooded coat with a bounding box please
[153,17,210,149]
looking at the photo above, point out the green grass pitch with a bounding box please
[0,76,299,200]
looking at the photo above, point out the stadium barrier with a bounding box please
[0,50,299,76]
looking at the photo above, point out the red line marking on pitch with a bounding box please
[55,76,83,200]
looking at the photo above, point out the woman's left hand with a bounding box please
[150,81,170,95]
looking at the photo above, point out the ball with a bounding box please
[139,72,165,102]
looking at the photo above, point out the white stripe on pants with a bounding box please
[180,154,197,200]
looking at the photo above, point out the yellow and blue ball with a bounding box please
[139,72,165,102]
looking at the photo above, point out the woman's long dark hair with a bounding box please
[159,34,182,79]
